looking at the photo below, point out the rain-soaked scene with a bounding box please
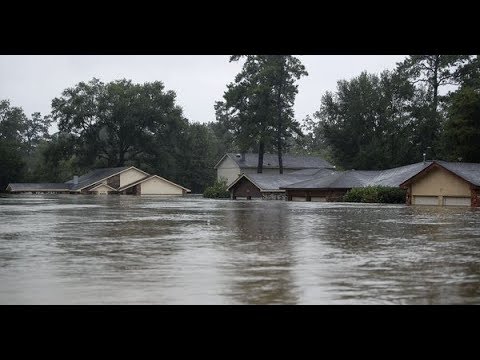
[1,194,480,304]
[2,55,480,305]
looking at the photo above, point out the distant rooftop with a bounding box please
[217,153,334,170]
[66,166,131,191]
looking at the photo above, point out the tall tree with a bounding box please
[261,55,307,174]
[216,55,307,174]
[315,71,418,170]
[216,56,275,173]
[51,78,187,168]
[24,112,52,155]
[396,55,469,157]
[441,56,480,162]
[442,86,480,162]
[0,100,27,189]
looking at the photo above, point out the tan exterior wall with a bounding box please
[120,168,147,187]
[217,156,242,185]
[91,184,112,195]
[140,177,184,195]
[411,167,471,205]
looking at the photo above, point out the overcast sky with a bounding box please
[0,55,406,132]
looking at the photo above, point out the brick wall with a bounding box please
[471,188,480,207]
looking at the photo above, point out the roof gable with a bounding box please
[117,175,191,192]
[89,183,117,192]
[68,166,149,191]
[399,161,480,188]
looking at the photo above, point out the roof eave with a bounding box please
[399,161,476,188]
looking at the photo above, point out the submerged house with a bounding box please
[215,153,334,186]
[227,159,480,207]
[227,168,335,200]
[6,166,191,195]
[400,161,480,207]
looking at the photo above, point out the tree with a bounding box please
[442,86,480,162]
[396,55,469,157]
[0,100,27,189]
[24,112,52,155]
[29,132,80,182]
[216,56,275,173]
[216,55,307,174]
[315,71,418,170]
[260,55,307,174]
[51,78,187,169]
[181,123,219,193]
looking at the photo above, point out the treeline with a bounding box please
[0,79,233,192]
[303,55,480,170]
[2,55,480,192]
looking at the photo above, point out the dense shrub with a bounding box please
[343,186,406,204]
[203,178,230,199]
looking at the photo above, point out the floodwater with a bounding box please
[0,194,479,304]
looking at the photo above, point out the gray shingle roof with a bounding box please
[224,153,334,170]
[228,169,338,191]
[283,162,433,189]
[232,160,480,192]
[67,166,131,190]
[7,183,71,192]
[436,161,480,186]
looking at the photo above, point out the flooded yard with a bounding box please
[0,194,479,304]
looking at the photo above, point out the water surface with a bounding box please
[1,194,479,304]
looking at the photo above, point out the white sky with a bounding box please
[0,55,407,132]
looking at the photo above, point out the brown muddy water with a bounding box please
[0,194,480,304]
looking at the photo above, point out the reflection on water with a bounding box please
[0,194,479,304]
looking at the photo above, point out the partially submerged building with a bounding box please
[6,166,191,195]
[226,159,480,207]
[214,153,334,185]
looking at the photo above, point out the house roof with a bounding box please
[399,161,480,187]
[66,166,148,191]
[227,169,337,192]
[6,183,71,192]
[282,162,433,190]
[215,153,334,170]
[117,175,191,192]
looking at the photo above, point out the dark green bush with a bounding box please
[203,178,230,199]
[343,186,406,204]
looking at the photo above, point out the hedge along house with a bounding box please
[227,169,331,200]
[6,166,191,196]
[214,153,334,186]
[399,161,480,207]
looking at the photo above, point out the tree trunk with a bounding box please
[257,140,264,173]
[277,60,285,175]
[433,55,439,116]
[431,55,440,158]
[118,149,125,167]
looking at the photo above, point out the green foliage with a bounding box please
[203,178,230,199]
[0,100,27,190]
[442,86,480,162]
[343,186,406,204]
[180,123,219,193]
[316,71,420,170]
[51,78,187,168]
[216,55,307,173]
